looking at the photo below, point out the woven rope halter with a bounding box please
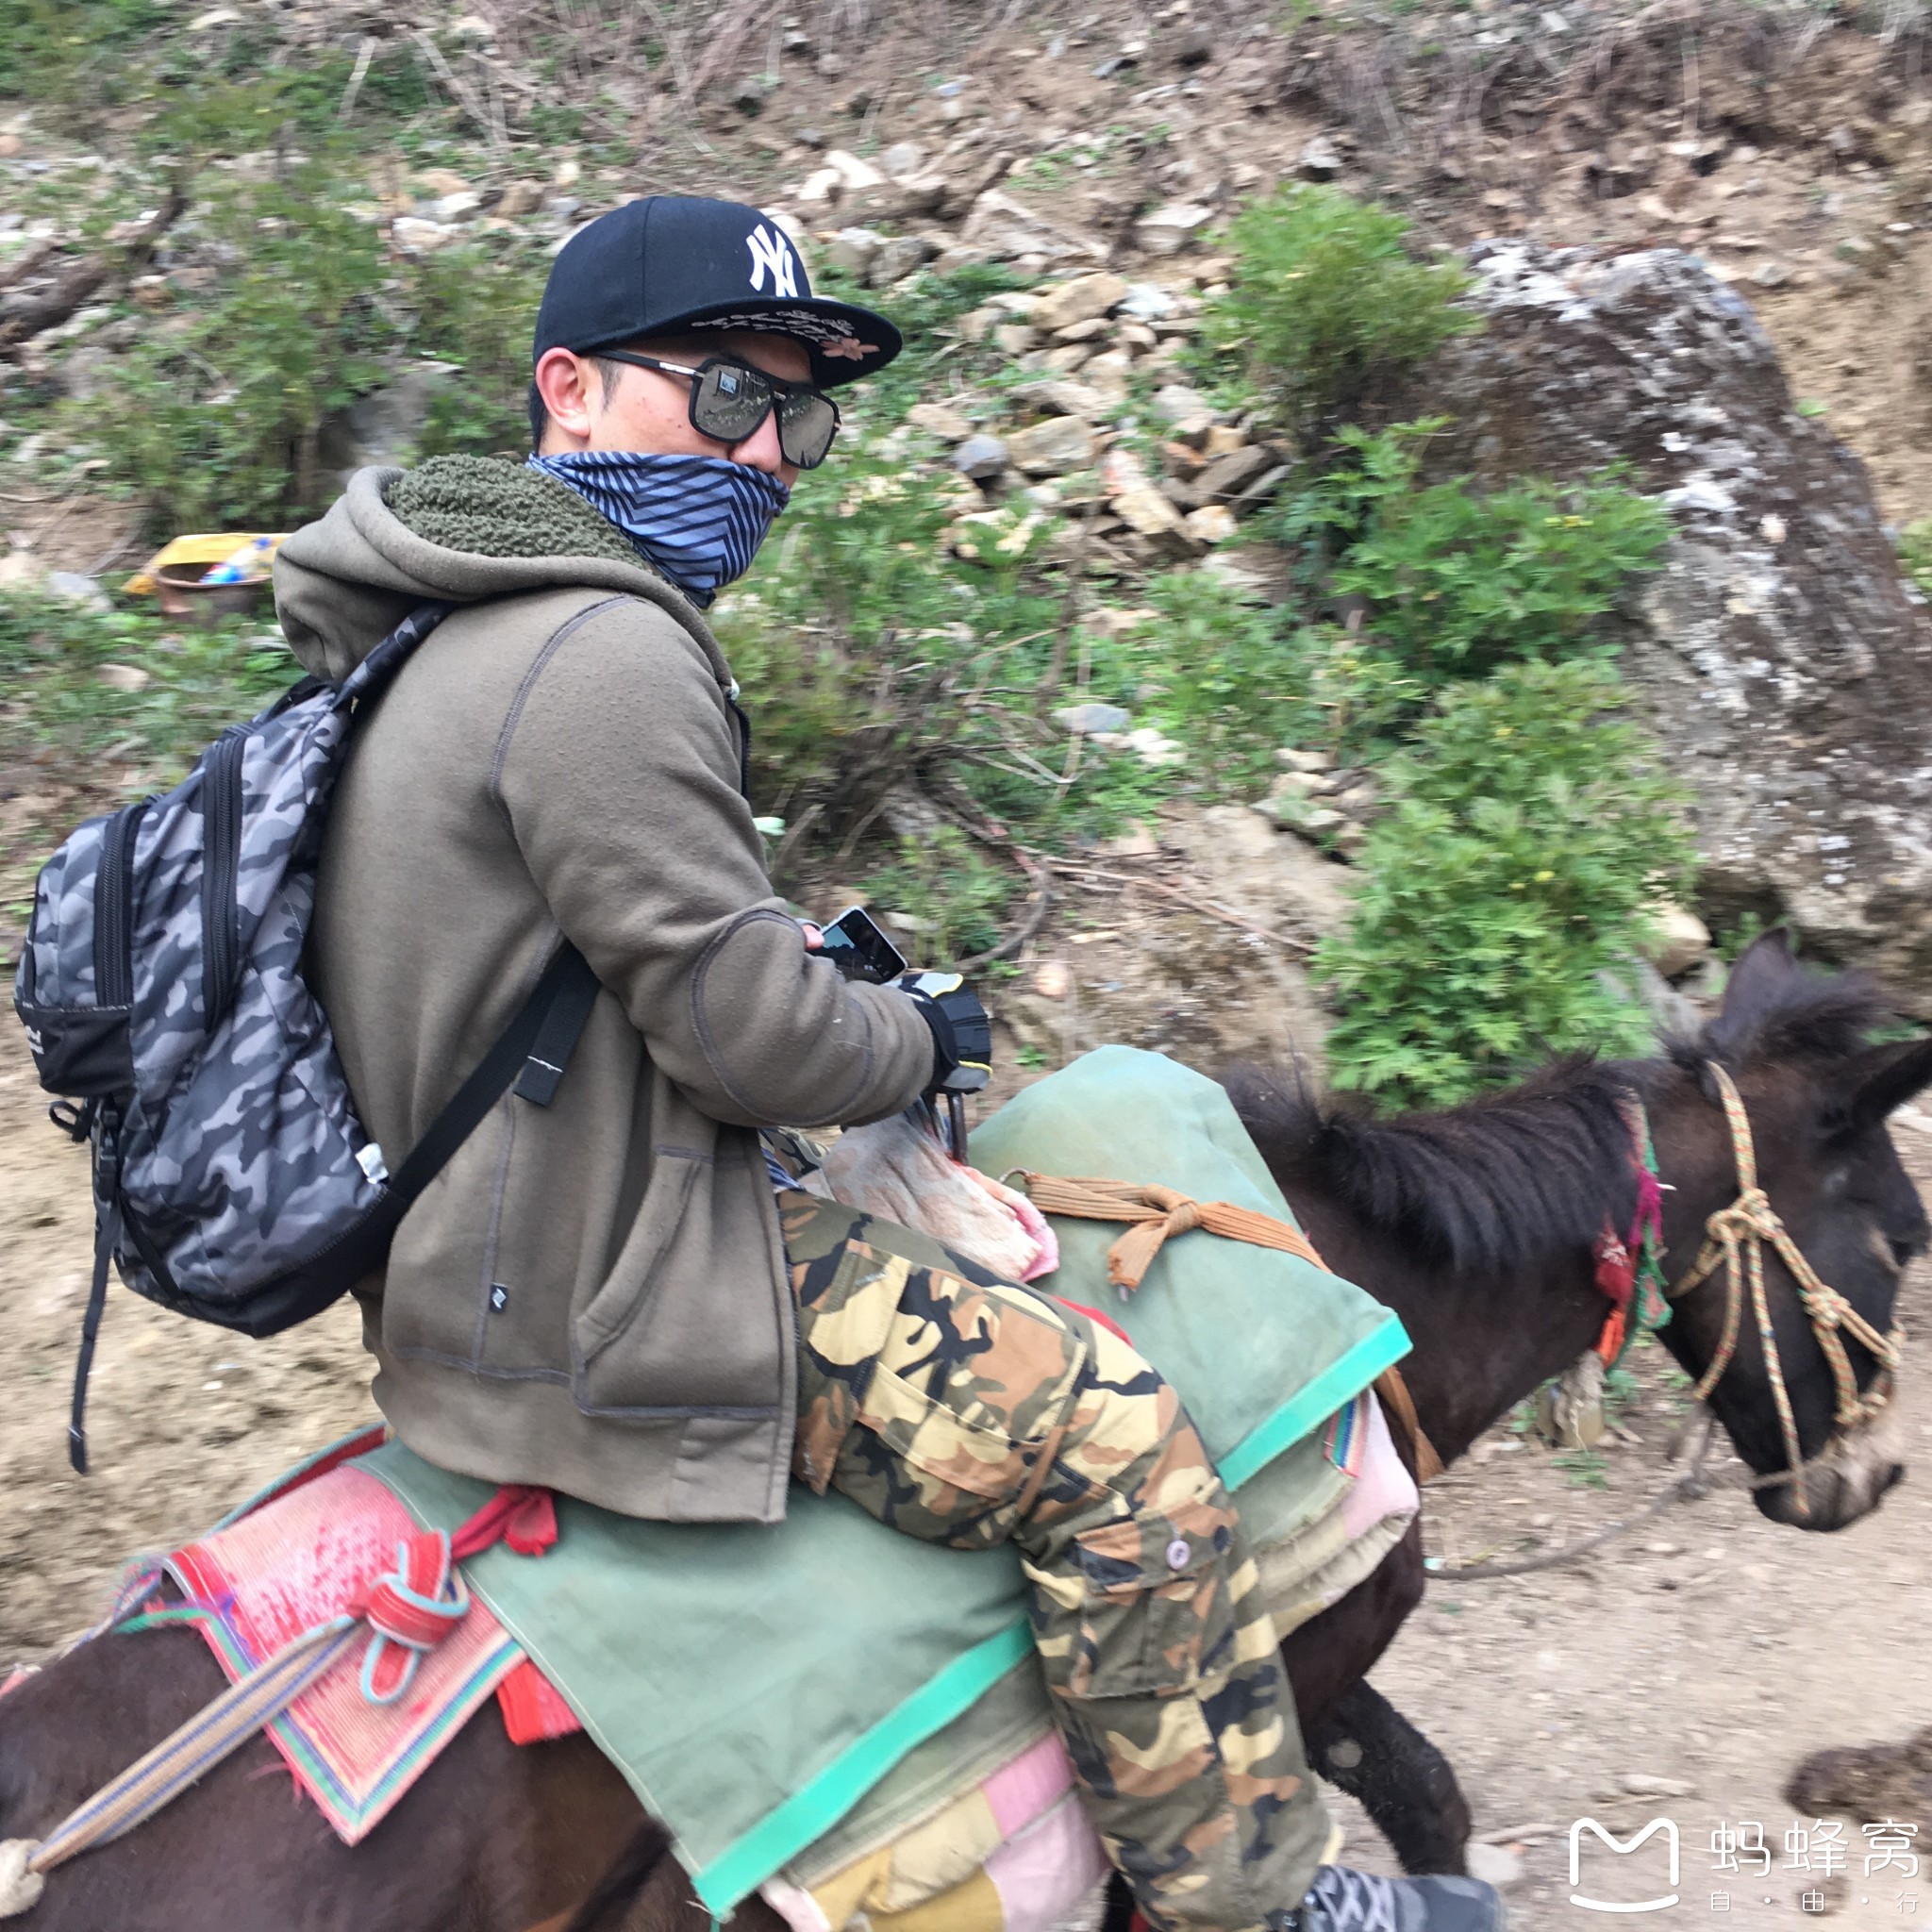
[1666,1061,1904,1518]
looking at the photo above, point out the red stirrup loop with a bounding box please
[358,1532,470,1706]
[353,1484,556,1705]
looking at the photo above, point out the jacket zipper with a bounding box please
[93,797,149,1011]
[200,729,245,1033]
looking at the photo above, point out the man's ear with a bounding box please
[533,348,598,446]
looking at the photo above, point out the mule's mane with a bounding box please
[1226,1058,1641,1276]
[1229,941,1897,1277]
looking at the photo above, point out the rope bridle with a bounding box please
[1665,1060,1904,1518]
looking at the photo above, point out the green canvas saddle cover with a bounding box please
[357,1047,1408,1914]
[969,1046,1405,1488]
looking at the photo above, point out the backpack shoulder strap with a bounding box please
[333,600,458,712]
[239,940,602,1324]
[391,941,600,1197]
[67,941,602,1471]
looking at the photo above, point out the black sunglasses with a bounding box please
[599,352,842,469]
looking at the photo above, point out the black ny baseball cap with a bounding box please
[533,195,903,390]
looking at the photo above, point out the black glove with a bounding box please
[896,971,992,1095]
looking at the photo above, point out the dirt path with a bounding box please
[0,1023,375,1657]
[2,1013,1927,1932]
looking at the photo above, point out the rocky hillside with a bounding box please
[3,0,1930,1104]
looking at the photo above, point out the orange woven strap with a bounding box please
[1372,1366,1445,1483]
[1018,1174,1328,1291]
[1018,1170,1447,1482]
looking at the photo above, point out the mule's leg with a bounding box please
[1278,1521,1425,1739]
[1274,1524,1471,1876]
[1306,1679,1473,1877]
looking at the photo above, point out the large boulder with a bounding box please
[1400,242,1932,1013]
[317,361,460,487]
[991,807,1348,1094]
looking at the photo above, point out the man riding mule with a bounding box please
[6,918,1924,1920]
[255,196,1502,1932]
[8,193,1925,1932]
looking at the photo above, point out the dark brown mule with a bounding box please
[1237,928,1931,1890]
[4,932,1926,1931]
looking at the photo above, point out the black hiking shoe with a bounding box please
[1271,1863,1507,1932]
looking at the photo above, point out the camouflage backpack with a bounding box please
[12,602,599,1472]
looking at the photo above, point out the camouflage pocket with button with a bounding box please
[1067,1493,1241,1699]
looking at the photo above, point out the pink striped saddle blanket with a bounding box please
[149,1430,1115,1931]
[156,1424,580,1844]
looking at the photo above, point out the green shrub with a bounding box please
[0,591,294,775]
[411,243,551,459]
[1274,414,1446,555]
[724,442,1248,898]
[259,41,435,140]
[1900,519,1932,601]
[63,161,387,530]
[55,161,552,531]
[1292,622,1432,765]
[710,592,883,830]
[1317,658,1693,1109]
[1126,573,1318,789]
[724,446,1064,843]
[864,827,1018,962]
[0,4,434,142]
[1206,187,1478,422]
[1279,423,1672,685]
[1336,454,1670,683]
[0,0,165,115]
[1122,576,1449,780]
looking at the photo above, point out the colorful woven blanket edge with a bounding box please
[161,1424,577,1844]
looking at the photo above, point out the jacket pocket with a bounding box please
[570,1145,705,1391]
[570,1128,787,1418]
[1066,1495,1241,1700]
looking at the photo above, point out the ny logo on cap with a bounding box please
[746,223,798,299]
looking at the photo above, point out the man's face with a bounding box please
[534,329,813,489]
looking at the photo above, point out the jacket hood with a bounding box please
[274,459,730,687]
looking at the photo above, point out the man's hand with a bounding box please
[896,972,992,1095]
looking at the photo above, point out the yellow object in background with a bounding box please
[125,532,288,596]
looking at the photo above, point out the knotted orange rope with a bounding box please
[1013,1172,1444,1481]
[1017,1174,1327,1291]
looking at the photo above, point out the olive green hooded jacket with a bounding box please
[273,458,934,1524]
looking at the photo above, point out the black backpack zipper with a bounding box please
[93,796,149,1011]
[73,795,147,1474]
[200,728,246,1033]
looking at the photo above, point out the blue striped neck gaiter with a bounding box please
[525,450,790,608]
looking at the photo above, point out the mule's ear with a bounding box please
[1833,1035,1932,1138]
[1706,927,1799,1058]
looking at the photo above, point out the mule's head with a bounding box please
[1648,931,1931,1531]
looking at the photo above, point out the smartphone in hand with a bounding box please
[818,906,908,984]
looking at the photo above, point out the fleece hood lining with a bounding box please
[272,462,733,691]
